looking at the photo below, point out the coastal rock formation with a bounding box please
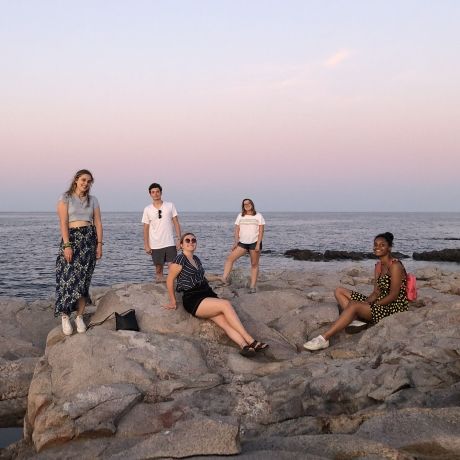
[0,299,58,427]
[413,248,460,263]
[285,249,409,261]
[3,266,460,459]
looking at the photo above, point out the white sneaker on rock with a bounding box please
[61,315,73,336]
[303,335,329,351]
[349,320,367,327]
[345,319,368,334]
[75,315,87,333]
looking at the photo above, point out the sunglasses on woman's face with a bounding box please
[184,238,197,244]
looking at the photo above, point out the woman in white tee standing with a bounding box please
[222,198,265,293]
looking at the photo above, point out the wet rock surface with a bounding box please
[2,266,460,459]
[285,249,409,261]
[413,248,460,262]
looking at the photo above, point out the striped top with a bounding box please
[173,253,206,292]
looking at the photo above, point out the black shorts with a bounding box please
[238,241,262,251]
[151,246,177,265]
[182,281,218,317]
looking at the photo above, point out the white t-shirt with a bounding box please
[142,201,178,249]
[235,212,265,244]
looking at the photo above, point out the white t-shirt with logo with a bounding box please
[235,213,265,244]
[142,201,178,249]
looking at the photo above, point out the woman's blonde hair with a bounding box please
[64,169,94,206]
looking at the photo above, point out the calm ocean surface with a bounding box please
[1,212,459,301]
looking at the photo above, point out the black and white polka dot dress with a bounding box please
[350,269,409,324]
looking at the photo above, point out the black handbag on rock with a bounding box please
[115,309,139,331]
[88,308,139,331]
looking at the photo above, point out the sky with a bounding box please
[1,0,459,212]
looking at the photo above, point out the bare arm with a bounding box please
[232,225,240,249]
[374,262,405,306]
[172,216,181,250]
[164,262,182,309]
[255,224,264,251]
[143,224,151,253]
[93,206,103,259]
[57,200,72,263]
[365,265,381,303]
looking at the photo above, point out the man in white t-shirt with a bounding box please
[142,183,181,282]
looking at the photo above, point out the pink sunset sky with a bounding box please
[1,1,459,212]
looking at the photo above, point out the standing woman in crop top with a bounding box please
[55,169,103,335]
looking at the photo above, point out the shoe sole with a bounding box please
[303,346,326,351]
[240,348,256,357]
[345,323,368,334]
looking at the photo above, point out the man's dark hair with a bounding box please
[148,183,162,193]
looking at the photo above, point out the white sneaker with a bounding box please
[303,335,329,351]
[350,320,367,327]
[345,319,368,334]
[75,315,87,333]
[62,315,73,336]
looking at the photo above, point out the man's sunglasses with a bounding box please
[184,238,197,244]
[158,210,162,219]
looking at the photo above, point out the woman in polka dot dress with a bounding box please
[303,232,409,351]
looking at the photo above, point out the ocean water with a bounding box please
[1,212,460,301]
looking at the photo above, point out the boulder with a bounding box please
[3,265,458,459]
[0,298,58,428]
[356,407,460,459]
[413,248,460,262]
[285,250,409,261]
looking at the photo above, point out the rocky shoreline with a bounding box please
[285,248,460,262]
[1,265,460,459]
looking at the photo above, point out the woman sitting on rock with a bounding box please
[164,232,268,357]
[303,232,409,351]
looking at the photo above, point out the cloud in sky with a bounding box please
[323,49,353,68]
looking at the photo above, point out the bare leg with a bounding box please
[323,301,372,341]
[210,314,248,348]
[195,297,254,345]
[76,297,86,315]
[155,264,164,282]
[222,246,246,281]
[249,250,260,289]
[334,286,353,311]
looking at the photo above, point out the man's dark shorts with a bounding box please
[151,246,177,265]
[237,241,262,251]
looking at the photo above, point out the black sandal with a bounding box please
[240,345,256,357]
[249,340,269,352]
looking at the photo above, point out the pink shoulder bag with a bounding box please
[375,260,417,301]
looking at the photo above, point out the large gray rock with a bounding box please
[111,416,240,459]
[0,298,58,428]
[243,434,414,459]
[356,407,460,459]
[5,264,460,459]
